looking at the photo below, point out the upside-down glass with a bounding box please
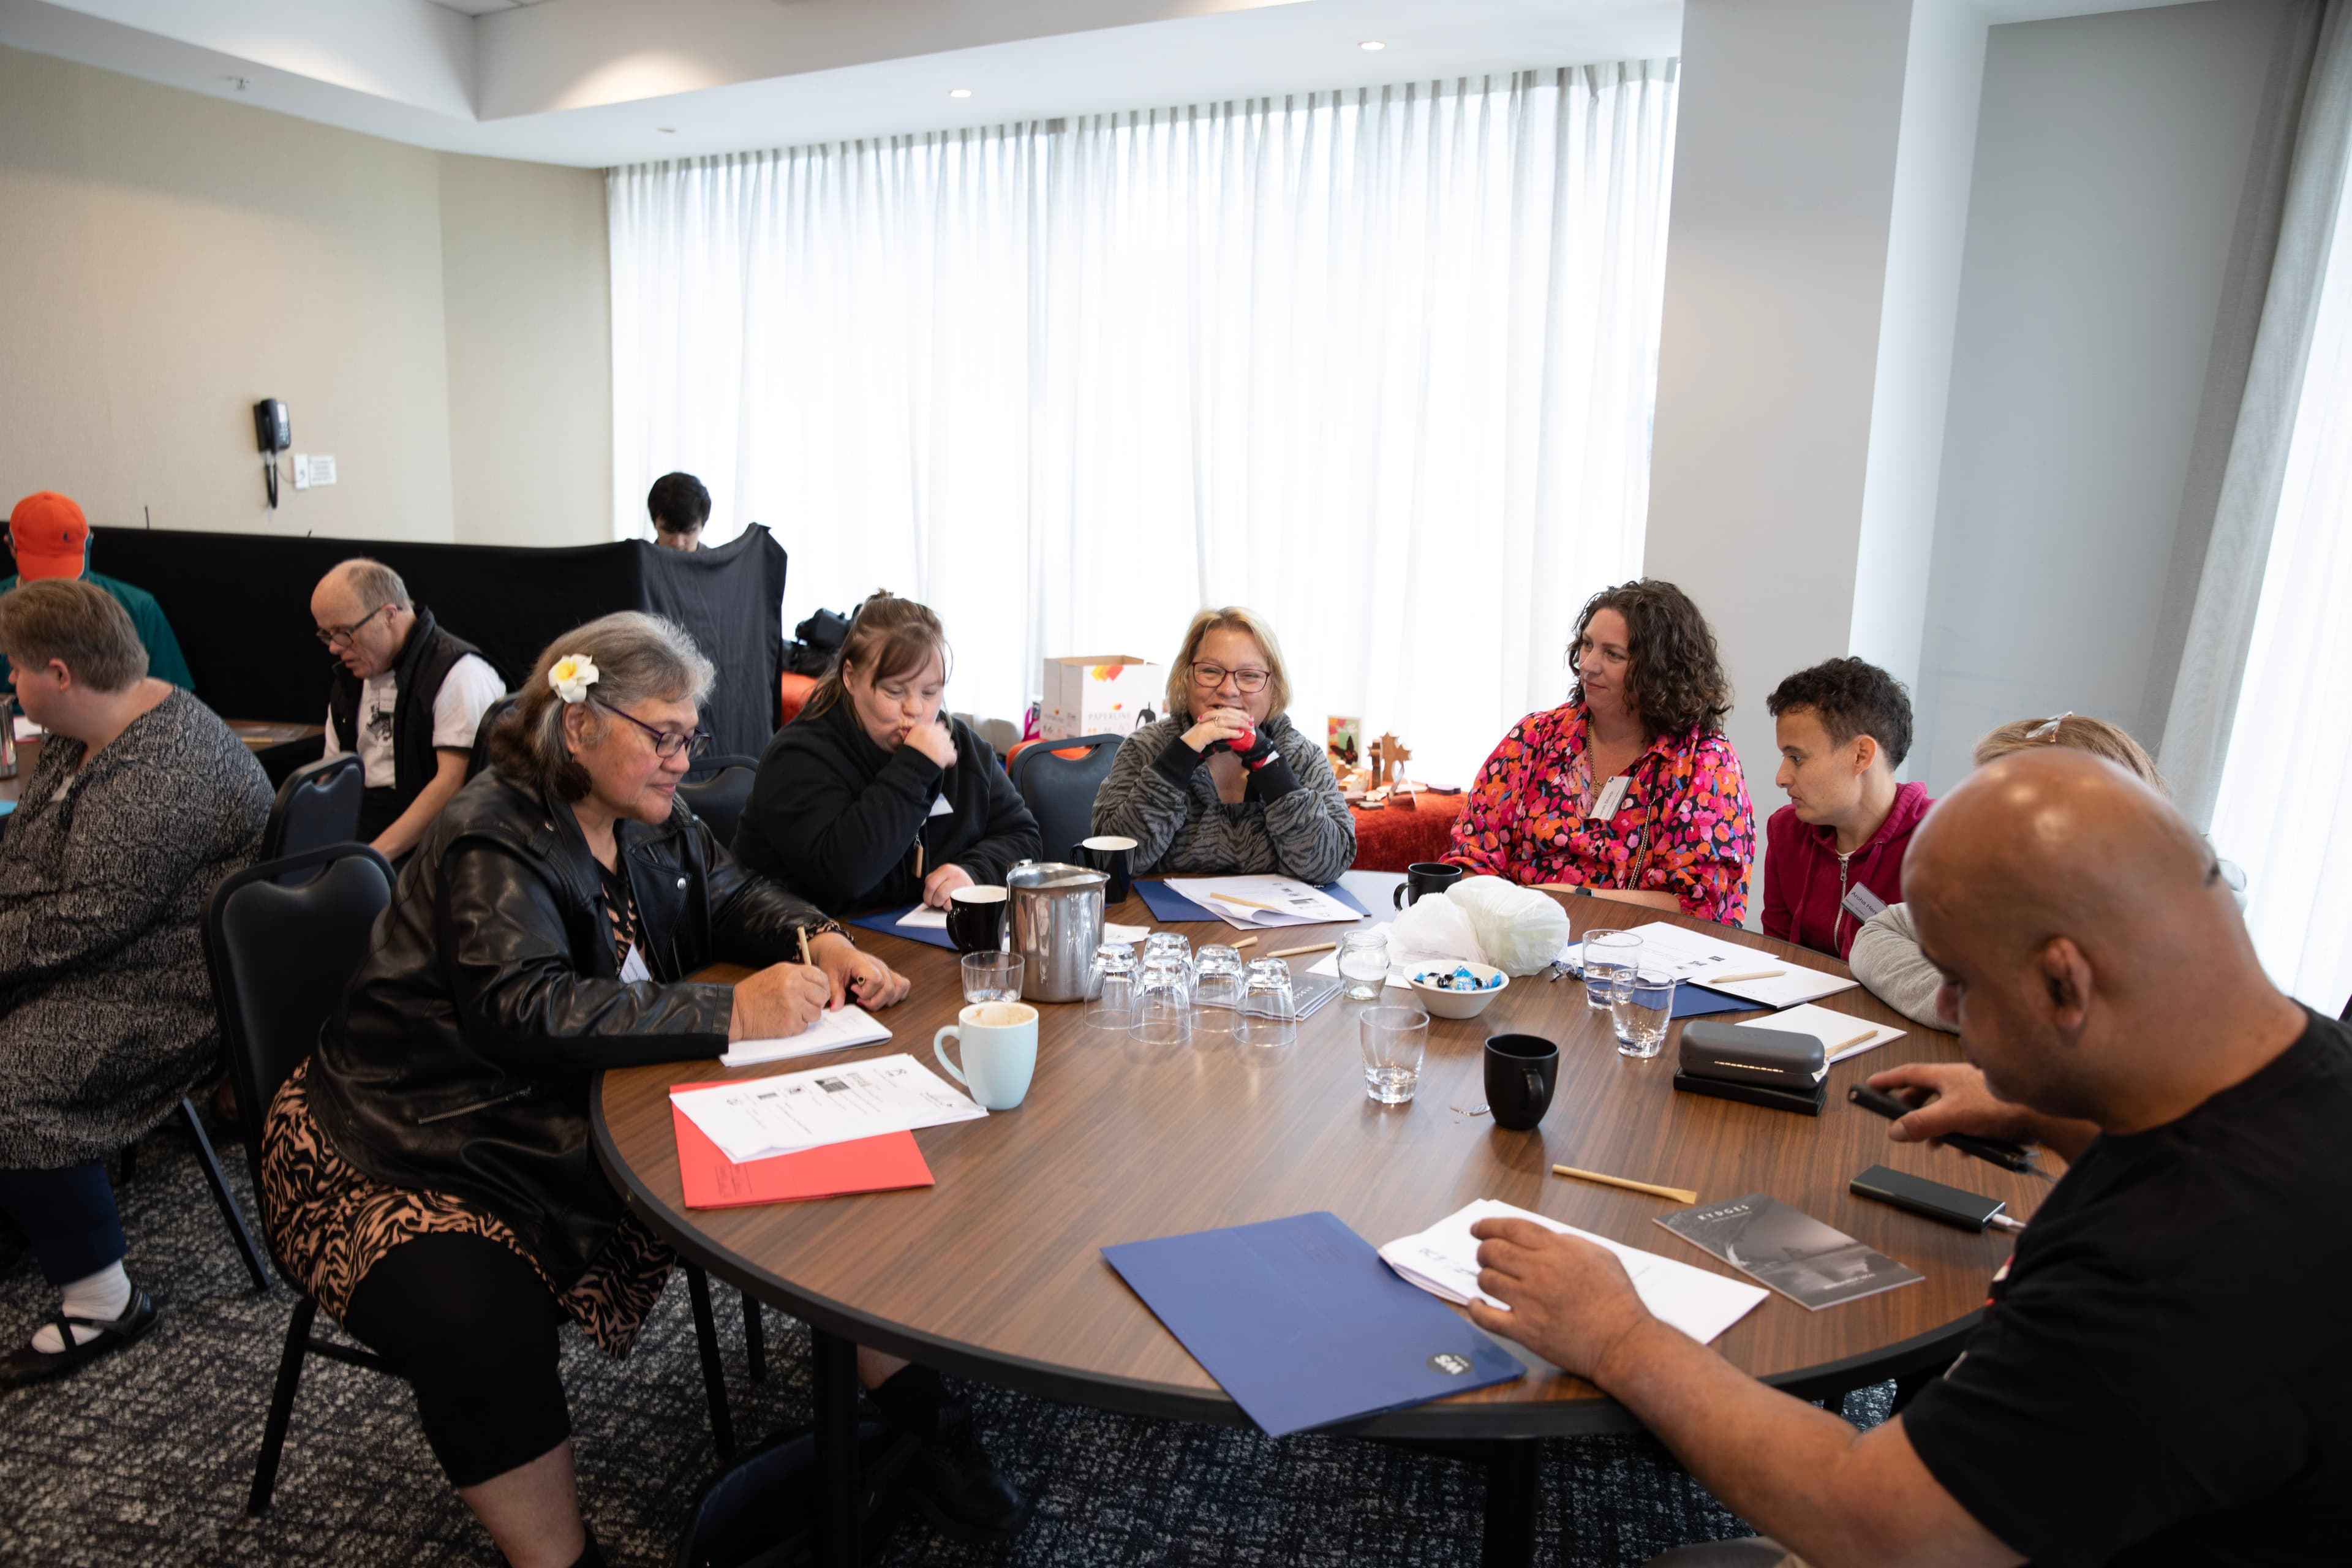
[1144,930,1193,975]
[960,951,1023,1006]
[1235,957,1298,1047]
[1131,955,1195,1047]
[1613,968,1678,1058]
[1582,930,1642,1012]
[1194,944,1246,1033]
[1337,929,1390,1002]
[1086,942,1139,1032]
[1359,1006,1430,1104]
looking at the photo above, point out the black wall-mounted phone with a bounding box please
[254,399,290,508]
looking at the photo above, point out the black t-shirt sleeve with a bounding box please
[1901,1229,2316,1568]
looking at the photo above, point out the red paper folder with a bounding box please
[669,1082,934,1208]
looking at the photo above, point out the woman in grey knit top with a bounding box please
[0,580,268,1387]
[1090,607,1355,883]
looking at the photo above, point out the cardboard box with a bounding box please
[1041,655,1166,741]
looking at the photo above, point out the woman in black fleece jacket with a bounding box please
[734,594,1041,914]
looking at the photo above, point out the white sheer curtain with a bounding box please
[609,64,1679,784]
[2206,5,2352,1010]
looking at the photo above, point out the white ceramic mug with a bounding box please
[933,1001,1039,1110]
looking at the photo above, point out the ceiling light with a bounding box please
[657,127,677,134]
[1359,40,1385,51]
[949,88,973,99]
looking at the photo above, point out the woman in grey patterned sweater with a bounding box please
[0,579,269,1386]
[1090,607,1355,883]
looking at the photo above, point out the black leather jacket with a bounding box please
[304,768,831,1286]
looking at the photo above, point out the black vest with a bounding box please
[326,605,497,810]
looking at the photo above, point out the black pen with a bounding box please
[1847,1084,2050,1178]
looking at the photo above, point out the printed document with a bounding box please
[671,1053,984,1164]
[719,1005,892,1068]
[896,906,949,930]
[1747,1004,1903,1070]
[1616,922,1858,1007]
[1380,1199,1766,1346]
[1163,875,1362,931]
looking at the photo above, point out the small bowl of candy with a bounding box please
[1408,961,1510,1020]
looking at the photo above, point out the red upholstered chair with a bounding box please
[779,673,818,725]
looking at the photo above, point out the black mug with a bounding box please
[1393,861,1464,910]
[946,884,1009,954]
[1075,835,1137,904]
[1485,1033,1560,1132]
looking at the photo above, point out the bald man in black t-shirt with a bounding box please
[1468,748,2348,1567]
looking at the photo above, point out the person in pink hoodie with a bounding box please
[1762,658,1932,960]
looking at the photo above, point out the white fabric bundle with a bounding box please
[1385,892,1487,973]
[1444,875,1573,976]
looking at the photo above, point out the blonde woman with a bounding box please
[1090,607,1355,883]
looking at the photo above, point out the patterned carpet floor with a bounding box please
[0,1118,1889,1567]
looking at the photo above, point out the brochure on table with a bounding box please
[1616,923,1858,1008]
[1161,875,1366,931]
[1380,1199,1766,1346]
[719,1003,892,1068]
[670,1086,933,1209]
[671,1053,984,1165]
[1748,1004,1904,1071]
[1656,1194,1922,1311]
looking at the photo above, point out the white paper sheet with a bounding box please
[1163,874,1363,931]
[1379,1199,1766,1347]
[12,715,38,742]
[896,906,949,930]
[1615,922,1858,1007]
[718,1004,893,1068]
[1746,1003,1903,1069]
[671,1052,984,1164]
[1104,922,1151,945]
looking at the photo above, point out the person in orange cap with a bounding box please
[1,492,193,693]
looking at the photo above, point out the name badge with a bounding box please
[618,944,653,984]
[927,794,956,819]
[1840,883,1890,924]
[1590,774,1630,823]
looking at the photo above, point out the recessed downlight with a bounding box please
[949,87,973,99]
[1359,40,1386,51]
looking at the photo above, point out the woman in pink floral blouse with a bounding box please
[1447,579,1755,924]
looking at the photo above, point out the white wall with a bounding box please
[0,43,610,549]
[1910,0,2294,791]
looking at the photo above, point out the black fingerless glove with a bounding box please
[1153,732,1212,789]
[1240,733,1301,800]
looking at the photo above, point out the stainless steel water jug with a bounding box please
[1006,861,1107,1003]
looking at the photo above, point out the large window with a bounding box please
[611,64,1679,783]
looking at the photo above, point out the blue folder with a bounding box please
[1102,1211,1524,1436]
[1673,984,1760,1020]
[1133,878,1372,925]
[844,903,959,951]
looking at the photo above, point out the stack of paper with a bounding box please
[1163,875,1365,931]
[671,1053,985,1164]
[1379,1199,1767,1346]
[720,1003,892,1068]
[896,906,949,930]
[1616,923,1858,1007]
[1747,1003,1904,1071]
[671,1086,934,1208]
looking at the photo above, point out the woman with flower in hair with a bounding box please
[257,614,1025,1568]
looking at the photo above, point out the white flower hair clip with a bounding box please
[548,654,600,705]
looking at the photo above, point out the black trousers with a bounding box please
[343,1232,571,1489]
[0,1162,127,1286]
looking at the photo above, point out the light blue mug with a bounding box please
[933,1001,1038,1110]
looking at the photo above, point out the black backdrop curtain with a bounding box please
[54,525,788,760]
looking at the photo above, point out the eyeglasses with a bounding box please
[599,700,712,761]
[2025,712,2073,743]
[1189,662,1271,694]
[315,603,393,649]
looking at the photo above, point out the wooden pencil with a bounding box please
[1551,1165,1698,1205]
[798,927,813,967]
[1232,937,1258,949]
[1267,941,1338,960]
[1708,968,1785,984]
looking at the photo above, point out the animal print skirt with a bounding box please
[259,1060,671,1356]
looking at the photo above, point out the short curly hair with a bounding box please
[1569,579,1732,736]
[1766,657,1914,767]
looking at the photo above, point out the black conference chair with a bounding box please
[112,1095,272,1294]
[1011,733,1125,862]
[677,764,757,846]
[259,753,363,862]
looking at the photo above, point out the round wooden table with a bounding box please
[594,890,2050,1566]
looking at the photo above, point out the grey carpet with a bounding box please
[0,1117,1891,1567]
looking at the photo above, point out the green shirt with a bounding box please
[0,570,195,693]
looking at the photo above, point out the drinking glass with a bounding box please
[1235,957,1298,1048]
[1144,931,1193,974]
[1337,930,1390,1003]
[1130,956,1195,1047]
[1193,944,1246,1033]
[1086,943,1139,1032]
[1612,968,1678,1058]
[1582,930,1642,1012]
[961,952,1023,1005]
[1359,1006,1430,1104]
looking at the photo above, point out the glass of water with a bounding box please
[1337,929,1390,1002]
[961,951,1023,1005]
[1087,943,1139,1032]
[1612,968,1677,1058]
[1235,957,1298,1048]
[1582,930,1641,1012]
[1359,1006,1430,1104]
[1193,944,1246,1033]
[1130,955,1195,1047]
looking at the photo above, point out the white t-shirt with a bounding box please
[321,652,505,790]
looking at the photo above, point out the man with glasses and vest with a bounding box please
[311,559,505,860]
